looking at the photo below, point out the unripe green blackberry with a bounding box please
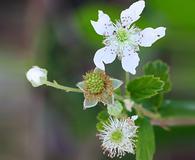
[84,72,105,94]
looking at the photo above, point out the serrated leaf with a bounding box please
[127,75,164,101]
[144,60,171,93]
[136,118,155,160]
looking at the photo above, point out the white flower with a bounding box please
[98,116,138,158]
[91,0,166,74]
[26,66,47,87]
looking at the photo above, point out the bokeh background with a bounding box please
[0,0,195,160]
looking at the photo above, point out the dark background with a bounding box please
[0,0,195,160]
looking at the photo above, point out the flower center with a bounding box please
[84,72,105,94]
[111,129,123,143]
[116,28,129,42]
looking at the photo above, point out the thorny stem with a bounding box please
[45,81,82,93]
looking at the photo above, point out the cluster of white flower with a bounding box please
[25,0,166,158]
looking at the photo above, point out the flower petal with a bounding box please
[101,93,114,105]
[120,0,145,27]
[83,98,98,109]
[91,10,115,36]
[121,47,140,74]
[94,67,104,73]
[111,78,123,90]
[76,81,85,91]
[131,115,138,121]
[93,46,117,70]
[128,126,138,139]
[136,27,166,47]
[102,46,118,64]
[93,48,105,70]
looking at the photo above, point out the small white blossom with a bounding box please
[26,66,47,87]
[98,116,138,158]
[91,0,166,74]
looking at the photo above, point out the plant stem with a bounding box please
[114,94,124,101]
[133,104,161,119]
[44,81,82,93]
[124,72,130,98]
[125,72,129,88]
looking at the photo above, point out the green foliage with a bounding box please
[96,110,109,132]
[127,75,164,101]
[97,110,109,121]
[160,100,195,118]
[144,60,171,93]
[136,118,155,160]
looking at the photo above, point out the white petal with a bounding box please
[121,0,145,27]
[121,47,140,74]
[101,94,114,105]
[131,115,138,121]
[102,46,118,64]
[91,10,115,36]
[94,67,104,73]
[83,98,98,109]
[93,49,105,70]
[76,81,85,91]
[111,78,123,90]
[136,27,166,47]
[93,46,117,70]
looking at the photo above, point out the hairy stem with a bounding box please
[45,81,82,93]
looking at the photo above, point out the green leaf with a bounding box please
[136,118,155,160]
[160,100,195,118]
[127,75,164,101]
[144,60,171,93]
[143,93,164,110]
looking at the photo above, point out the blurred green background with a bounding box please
[0,0,195,160]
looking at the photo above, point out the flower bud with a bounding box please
[26,66,47,87]
[107,101,123,117]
